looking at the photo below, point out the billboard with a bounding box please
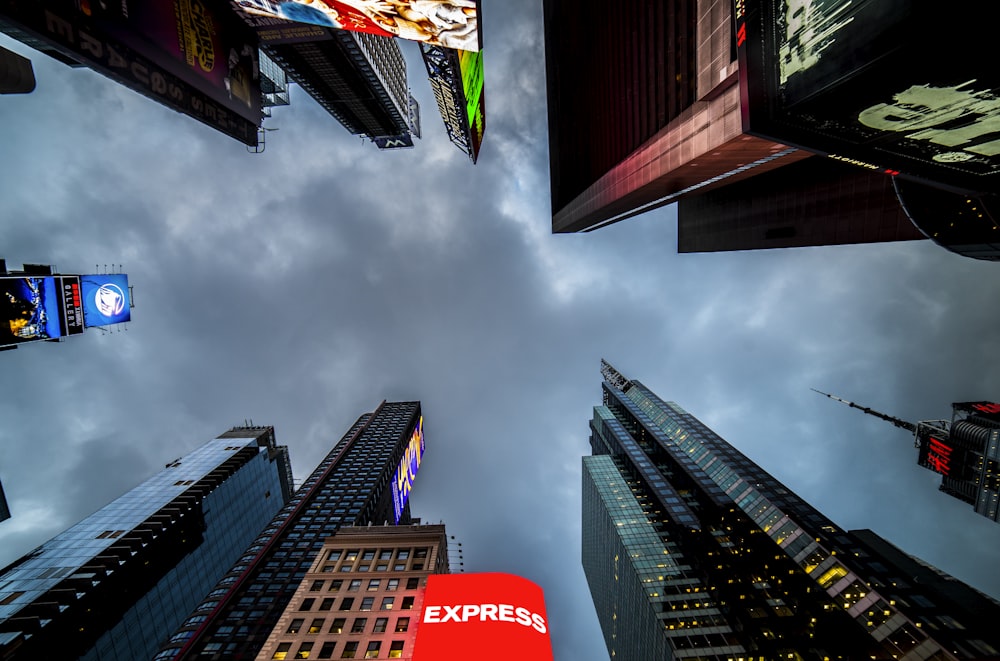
[954,402,1000,424]
[59,276,84,337]
[458,48,484,161]
[1,276,63,347]
[420,44,483,162]
[391,415,424,524]
[80,274,131,327]
[231,0,481,51]
[734,0,1000,195]
[0,0,262,145]
[412,573,554,661]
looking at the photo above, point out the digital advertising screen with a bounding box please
[80,274,131,328]
[1,276,63,347]
[231,0,481,52]
[59,276,84,337]
[954,402,1000,424]
[412,573,554,661]
[734,0,1000,195]
[391,416,424,524]
[458,48,484,161]
[0,0,261,145]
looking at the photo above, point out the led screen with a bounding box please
[734,0,1000,194]
[1,277,63,347]
[458,49,484,161]
[954,402,1000,424]
[412,573,554,661]
[231,0,481,51]
[59,276,84,336]
[391,416,424,524]
[80,274,131,328]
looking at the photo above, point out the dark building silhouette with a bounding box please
[157,401,425,660]
[0,479,9,524]
[0,426,293,660]
[583,360,1000,660]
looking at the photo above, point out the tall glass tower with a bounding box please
[0,426,293,660]
[158,401,425,660]
[582,360,1000,660]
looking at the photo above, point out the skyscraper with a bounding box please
[157,401,425,660]
[814,391,1000,525]
[0,426,294,660]
[582,360,1000,660]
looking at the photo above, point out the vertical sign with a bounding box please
[391,416,424,523]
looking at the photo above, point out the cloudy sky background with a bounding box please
[2,2,1000,659]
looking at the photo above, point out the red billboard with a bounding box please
[412,573,554,661]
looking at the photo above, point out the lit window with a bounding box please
[386,579,399,592]
[388,641,404,659]
[287,619,304,634]
[330,618,346,634]
[394,618,409,633]
[296,642,314,659]
[365,641,381,659]
[368,580,381,591]
[272,643,292,660]
[400,597,414,610]
[309,619,325,634]
[381,597,394,610]
[341,641,358,658]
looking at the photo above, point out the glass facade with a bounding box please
[158,401,423,661]
[582,361,1000,660]
[0,427,293,660]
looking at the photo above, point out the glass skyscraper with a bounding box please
[582,360,1000,660]
[157,400,424,660]
[0,426,294,660]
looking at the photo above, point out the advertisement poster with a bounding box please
[232,0,481,51]
[391,416,424,523]
[80,274,131,328]
[1,277,63,346]
[458,48,484,159]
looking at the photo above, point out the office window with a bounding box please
[319,598,335,611]
[339,598,355,611]
[406,578,419,590]
[341,641,358,658]
[397,550,410,560]
[345,550,360,561]
[330,580,343,592]
[318,642,337,659]
[395,617,409,633]
[373,617,388,633]
[365,641,381,659]
[351,617,367,633]
[360,597,374,611]
[386,579,399,591]
[309,618,325,634]
[400,597,413,610]
[272,643,292,660]
[311,581,325,592]
[376,564,388,571]
[330,618,346,634]
[379,550,392,560]
[296,642,314,659]
[381,597,394,610]
[393,563,406,571]
[300,598,316,611]
[287,619,305,634]
[388,641,404,659]
[349,580,362,591]
[362,550,376,560]
[368,579,381,591]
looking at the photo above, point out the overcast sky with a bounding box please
[2,2,1000,660]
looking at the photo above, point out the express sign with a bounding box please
[412,573,554,661]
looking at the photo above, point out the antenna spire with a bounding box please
[811,389,916,432]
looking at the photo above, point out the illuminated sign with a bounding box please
[954,401,1000,424]
[420,44,482,162]
[923,437,953,476]
[0,2,262,145]
[374,133,415,150]
[60,276,84,336]
[458,48,485,161]
[391,416,424,524]
[80,274,131,327]
[734,0,999,194]
[231,0,481,52]
[1,276,63,347]
[412,573,554,661]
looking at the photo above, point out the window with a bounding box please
[327,550,342,562]
[373,617,388,633]
[375,564,388,572]
[287,619,305,634]
[330,618,346,634]
[367,580,381,591]
[414,548,427,559]
[386,579,399,592]
[309,619,325,634]
[393,564,406,572]
[406,578,419,590]
[397,550,410,560]
[311,581,325,592]
[272,643,292,660]
[345,550,359,562]
[379,550,393,560]
[330,580,343,592]
[349,580,362,592]
[400,597,413,610]
[362,550,376,560]
[357,564,370,573]
[388,641,404,659]
[365,641,381,659]
[341,642,358,658]
[351,617,367,633]
[381,597,394,610]
[0,592,25,606]
[300,599,316,611]
[317,642,337,659]
[360,597,374,611]
[395,618,409,633]
[319,598,335,611]
[339,598,354,611]
[295,642,314,659]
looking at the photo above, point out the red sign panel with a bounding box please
[412,573,554,661]
[924,437,953,476]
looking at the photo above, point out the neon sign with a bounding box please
[925,437,952,476]
[391,416,424,524]
[972,403,1000,415]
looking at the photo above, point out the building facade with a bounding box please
[582,360,1000,660]
[255,524,448,661]
[0,426,293,660]
[157,401,425,660]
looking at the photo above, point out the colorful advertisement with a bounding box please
[458,48,484,161]
[1,277,63,347]
[80,274,131,328]
[420,44,481,162]
[59,276,84,336]
[734,0,1000,195]
[954,402,1000,424]
[0,1,261,145]
[391,416,424,524]
[412,573,554,661]
[231,0,481,51]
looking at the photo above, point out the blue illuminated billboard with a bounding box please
[1,277,63,347]
[392,416,425,524]
[80,274,131,328]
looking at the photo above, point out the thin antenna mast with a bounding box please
[811,389,917,433]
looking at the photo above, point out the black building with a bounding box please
[156,401,424,660]
[583,360,1000,660]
